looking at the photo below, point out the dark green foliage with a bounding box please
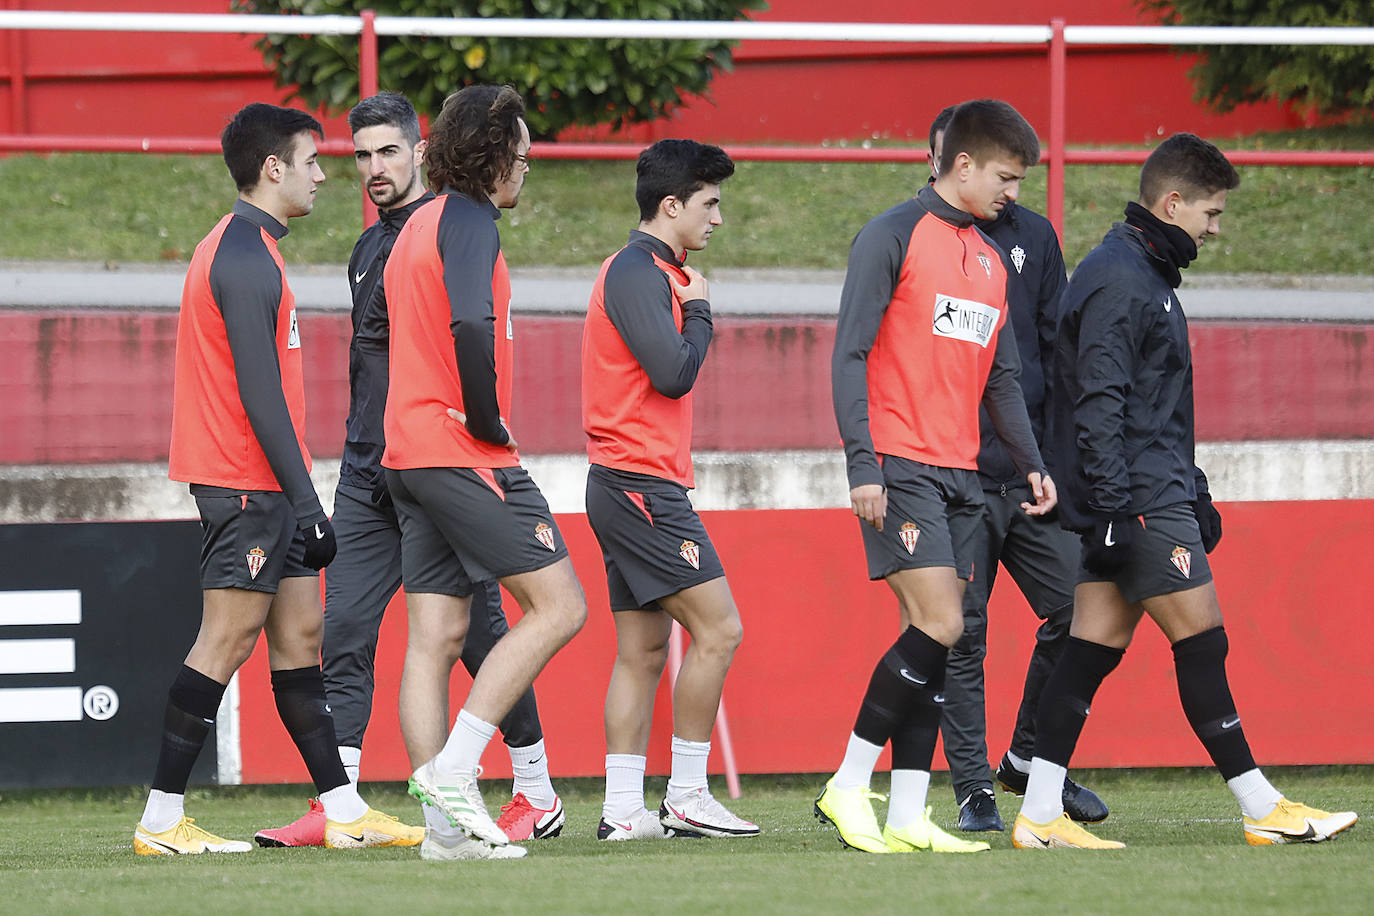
[1136,1,1374,118]
[233,1,766,139]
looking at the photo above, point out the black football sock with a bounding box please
[1172,627,1257,780]
[854,625,948,753]
[1033,637,1124,767]
[151,665,226,794]
[889,630,948,772]
[271,666,349,795]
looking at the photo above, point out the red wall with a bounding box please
[1,0,1313,145]
[3,311,1372,464]
[234,499,1374,783]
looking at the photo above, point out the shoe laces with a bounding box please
[499,793,533,817]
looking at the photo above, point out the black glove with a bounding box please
[1082,515,1145,576]
[301,518,336,570]
[1194,491,1222,553]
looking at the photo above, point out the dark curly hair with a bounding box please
[426,85,526,200]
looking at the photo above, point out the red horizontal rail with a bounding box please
[4,134,1371,168]
[1063,148,1374,167]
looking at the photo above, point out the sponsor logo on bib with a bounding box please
[932,294,1000,347]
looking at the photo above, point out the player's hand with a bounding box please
[1021,471,1058,516]
[301,518,336,570]
[850,483,888,531]
[1194,491,1222,553]
[1081,514,1143,576]
[671,265,710,304]
[446,407,518,453]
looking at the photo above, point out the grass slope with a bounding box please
[3,126,1372,275]
[2,768,1369,915]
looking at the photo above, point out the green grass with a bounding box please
[1,768,1370,914]
[3,124,1373,274]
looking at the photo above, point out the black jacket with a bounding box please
[1048,221,1209,533]
[338,191,435,490]
[974,202,1067,489]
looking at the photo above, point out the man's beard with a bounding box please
[368,174,416,207]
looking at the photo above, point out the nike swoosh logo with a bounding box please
[314,524,324,538]
[1164,297,1172,312]
[1221,717,1240,729]
[138,835,182,854]
[339,832,366,843]
[1104,522,1116,547]
[933,694,946,704]
[355,270,367,283]
[529,755,544,765]
[899,668,928,685]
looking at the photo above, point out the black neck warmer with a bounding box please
[1123,201,1197,288]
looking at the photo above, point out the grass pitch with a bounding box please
[2,767,1369,915]
[4,125,1372,276]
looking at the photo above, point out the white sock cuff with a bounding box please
[1004,749,1031,772]
[670,735,711,757]
[456,708,498,743]
[606,753,647,773]
[508,738,546,767]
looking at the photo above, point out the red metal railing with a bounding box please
[2,10,1372,236]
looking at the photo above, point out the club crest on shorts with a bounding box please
[246,546,267,580]
[899,522,920,555]
[679,540,701,570]
[976,251,992,278]
[1170,545,1192,578]
[534,522,555,551]
[1010,244,1026,274]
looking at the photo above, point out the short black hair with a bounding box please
[929,104,958,152]
[635,139,735,222]
[220,103,323,192]
[348,91,421,146]
[937,99,1040,176]
[1139,132,1240,206]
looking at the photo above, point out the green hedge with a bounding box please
[234,0,767,138]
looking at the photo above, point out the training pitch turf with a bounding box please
[2,768,1368,915]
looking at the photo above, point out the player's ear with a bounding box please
[263,155,283,185]
[955,151,974,180]
[413,139,427,167]
[661,195,680,220]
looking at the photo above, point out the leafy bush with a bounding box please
[1136,0,1374,118]
[234,0,766,138]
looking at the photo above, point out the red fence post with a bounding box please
[1047,17,1066,242]
[358,9,379,228]
[5,0,27,135]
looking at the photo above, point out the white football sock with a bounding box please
[319,782,368,823]
[337,745,362,788]
[887,769,931,828]
[509,738,557,809]
[140,789,184,833]
[433,708,497,776]
[1020,757,1067,824]
[1227,768,1282,820]
[832,733,884,791]
[666,735,711,800]
[603,753,647,820]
